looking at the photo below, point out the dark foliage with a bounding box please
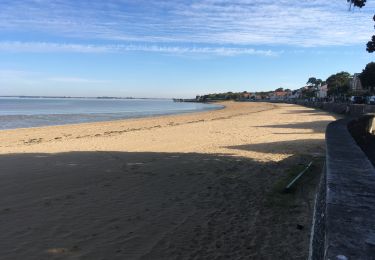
[347,0,375,53]
[359,62,375,92]
[326,72,351,97]
[347,0,367,8]
[306,77,323,87]
[367,16,375,53]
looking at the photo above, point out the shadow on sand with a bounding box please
[226,139,326,156]
[280,108,328,115]
[255,120,333,134]
[279,108,341,118]
[0,140,324,260]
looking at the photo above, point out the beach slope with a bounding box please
[0,102,336,259]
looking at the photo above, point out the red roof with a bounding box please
[274,91,288,96]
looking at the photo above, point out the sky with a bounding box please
[0,0,375,98]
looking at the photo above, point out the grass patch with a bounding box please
[265,157,324,208]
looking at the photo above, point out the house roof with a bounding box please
[274,91,288,96]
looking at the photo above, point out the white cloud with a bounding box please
[0,0,374,47]
[0,41,277,56]
[0,42,109,53]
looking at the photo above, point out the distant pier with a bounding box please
[173,98,201,103]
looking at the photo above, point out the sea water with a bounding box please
[0,97,222,130]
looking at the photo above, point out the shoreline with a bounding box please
[0,101,274,154]
[0,101,224,131]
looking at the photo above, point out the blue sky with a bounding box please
[0,0,374,98]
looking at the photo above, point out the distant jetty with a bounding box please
[173,98,200,103]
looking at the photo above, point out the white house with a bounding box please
[317,84,328,99]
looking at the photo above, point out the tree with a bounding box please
[359,62,375,93]
[307,77,317,86]
[301,87,315,98]
[275,87,284,92]
[347,0,366,9]
[306,77,323,87]
[347,0,375,52]
[367,15,375,53]
[305,77,323,99]
[326,72,351,97]
[367,35,375,53]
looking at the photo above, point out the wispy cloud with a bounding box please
[0,42,109,53]
[0,0,374,47]
[47,77,110,84]
[0,41,277,56]
[0,69,110,86]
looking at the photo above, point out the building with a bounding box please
[317,84,328,99]
[270,91,288,101]
[350,73,364,94]
[289,89,301,99]
[242,92,251,99]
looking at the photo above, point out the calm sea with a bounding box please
[0,98,222,130]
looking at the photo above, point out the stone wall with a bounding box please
[309,118,375,259]
[309,166,326,260]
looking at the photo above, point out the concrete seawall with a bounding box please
[310,118,375,259]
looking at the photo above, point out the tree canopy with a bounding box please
[367,15,375,53]
[347,0,375,52]
[359,62,375,93]
[347,0,367,9]
[306,77,323,87]
[326,72,351,97]
[367,35,375,53]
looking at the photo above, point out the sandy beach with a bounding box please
[0,102,336,259]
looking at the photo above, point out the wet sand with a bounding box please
[0,102,336,259]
